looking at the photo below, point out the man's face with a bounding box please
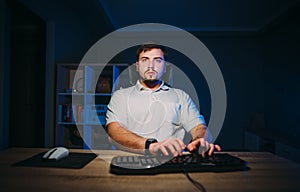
[136,48,166,83]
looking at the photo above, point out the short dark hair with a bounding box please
[136,43,168,61]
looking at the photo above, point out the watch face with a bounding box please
[145,138,158,149]
[75,78,84,93]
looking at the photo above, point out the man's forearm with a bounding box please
[189,124,212,142]
[106,122,147,153]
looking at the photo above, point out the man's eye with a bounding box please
[154,59,163,63]
[141,58,148,63]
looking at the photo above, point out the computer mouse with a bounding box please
[42,147,69,161]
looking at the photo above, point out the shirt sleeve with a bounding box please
[179,90,206,133]
[105,89,128,128]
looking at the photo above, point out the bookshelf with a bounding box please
[56,63,128,149]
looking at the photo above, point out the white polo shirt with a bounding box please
[106,81,206,143]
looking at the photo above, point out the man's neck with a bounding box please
[140,80,162,90]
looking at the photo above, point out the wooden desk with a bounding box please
[0,148,299,192]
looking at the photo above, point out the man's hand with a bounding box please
[186,138,221,157]
[149,138,186,156]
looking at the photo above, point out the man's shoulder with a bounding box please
[166,87,192,101]
[168,87,187,94]
[112,85,135,95]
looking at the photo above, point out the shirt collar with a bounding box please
[135,80,170,92]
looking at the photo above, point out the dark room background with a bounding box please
[0,0,299,162]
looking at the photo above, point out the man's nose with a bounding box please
[148,59,154,68]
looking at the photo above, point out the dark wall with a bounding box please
[7,0,46,147]
[200,36,264,149]
[263,10,300,147]
[0,0,9,149]
[20,0,113,63]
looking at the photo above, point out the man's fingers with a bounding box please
[156,138,221,157]
[154,138,186,156]
[166,139,186,156]
[215,145,221,151]
[174,139,186,155]
[207,144,222,156]
[198,140,210,155]
[157,145,169,156]
[208,144,215,156]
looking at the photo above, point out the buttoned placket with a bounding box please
[150,90,157,102]
[147,90,163,140]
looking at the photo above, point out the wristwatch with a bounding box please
[145,138,158,156]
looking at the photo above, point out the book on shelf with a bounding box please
[86,104,108,125]
[58,104,84,123]
[58,104,107,125]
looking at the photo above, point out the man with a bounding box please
[106,43,221,157]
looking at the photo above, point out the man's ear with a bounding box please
[135,61,139,71]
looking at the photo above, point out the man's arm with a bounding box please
[107,122,186,156]
[106,122,147,154]
[189,124,210,141]
[187,124,221,156]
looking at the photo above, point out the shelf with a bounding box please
[58,93,84,96]
[83,93,112,96]
[56,63,128,149]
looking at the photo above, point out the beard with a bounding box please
[140,69,162,88]
[142,79,161,88]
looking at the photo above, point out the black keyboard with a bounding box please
[110,152,248,175]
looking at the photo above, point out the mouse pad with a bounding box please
[12,152,98,169]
